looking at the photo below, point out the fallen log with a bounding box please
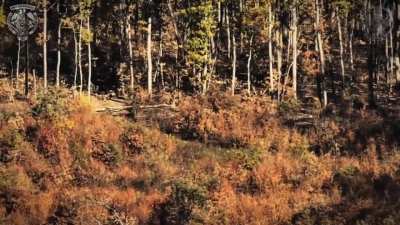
[96,104,178,114]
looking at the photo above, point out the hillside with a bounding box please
[0,83,399,225]
[1,0,400,224]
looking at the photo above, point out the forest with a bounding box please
[0,0,400,224]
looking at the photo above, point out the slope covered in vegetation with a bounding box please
[1,0,400,224]
[0,82,399,225]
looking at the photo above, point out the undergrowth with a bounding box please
[0,87,399,225]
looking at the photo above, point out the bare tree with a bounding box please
[292,3,298,99]
[16,40,20,90]
[87,17,92,97]
[56,1,62,87]
[43,0,48,90]
[247,35,254,95]
[268,2,274,93]
[147,17,153,96]
[78,19,83,93]
[337,7,345,91]
[127,12,134,91]
[232,33,237,96]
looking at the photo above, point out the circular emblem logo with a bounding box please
[7,4,38,41]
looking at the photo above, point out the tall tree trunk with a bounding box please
[316,0,327,106]
[239,0,244,54]
[389,16,394,90]
[16,40,20,90]
[119,2,125,59]
[368,6,376,108]
[147,17,153,96]
[226,7,231,59]
[73,26,78,92]
[276,28,283,101]
[33,69,37,97]
[337,7,345,91]
[268,3,274,93]
[349,18,355,75]
[25,38,29,96]
[368,40,376,107]
[78,19,83,93]
[232,34,237,96]
[166,0,182,89]
[385,34,390,86]
[247,35,254,95]
[292,5,298,99]
[43,0,48,90]
[87,17,92,97]
[202,62,208,95]
[56,3,62,88]
[127,14,134,91]
[155,29,163,84]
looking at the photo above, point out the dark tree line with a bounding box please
[0,0,399,106]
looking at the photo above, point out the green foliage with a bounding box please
[159,181,208,225]
[32,89,70,120]
[120,126,144,155]
[333,0,352,15]
[99,143,124,166]
[0,128,24,163]
[181,1,216,69]
[339,165,360,177]
[81,27,93,43]
[69,141,90,168]
[1,128,23,150]
[195,147,264,171]
[0,111,17,125]
[79,0,96,17]
[0,167,32,191]
[229,148,263,171]
[289,139,314,162]
[278,98,302,117]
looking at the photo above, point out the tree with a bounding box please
[334,0,351,93]
[315,0,327,106]
[126,3,135,91]
[43,0,48,90]
[292,0,298,99]
[181,0,216,94]
[232,32,237,96]
[147,16,152,96]
[79,0,96,98]
[268,1,274,93]
[56,0,63,87]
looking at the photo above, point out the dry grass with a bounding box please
[0,85,399,225]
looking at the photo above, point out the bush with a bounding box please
[32,88,70,120]
[0,128,24,163]
[168,94,275,149]
[121,126,144,155]
[222,148,264,171]
[37,125,64,165]
[155,182,208,225]
[0,128,23,150]
[93,143,124,167]
[69,141,90,168]
[0,111,17,127]
[0,80,13,102]
[278,98,301,118]
[0,166,33,191]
